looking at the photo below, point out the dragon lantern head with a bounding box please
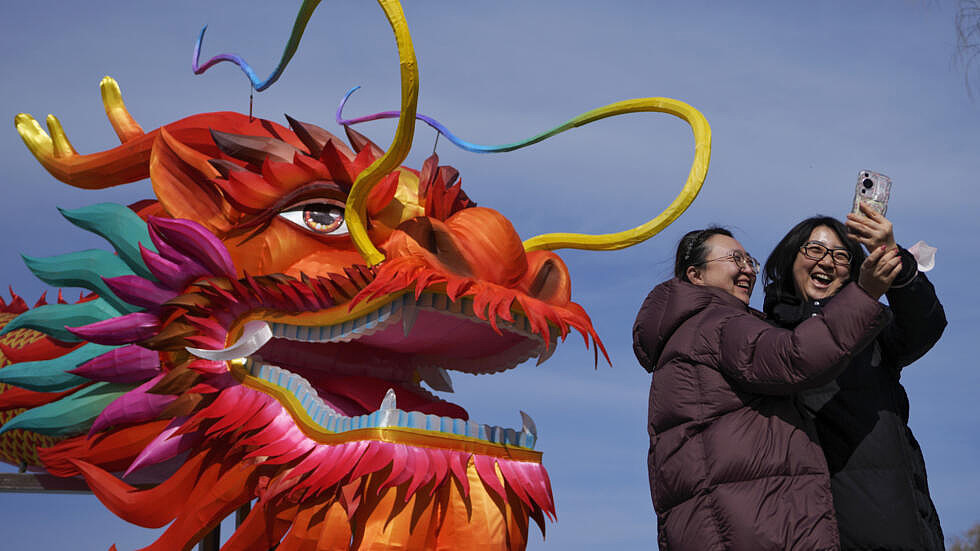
[5,87,596,548]
[0,1,709,549]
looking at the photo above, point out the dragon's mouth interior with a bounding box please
[199,292,548,449]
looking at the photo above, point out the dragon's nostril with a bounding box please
[523,252,571,305]
[397,217,472,277]
[528,259,558,299]
[399,218,437,254]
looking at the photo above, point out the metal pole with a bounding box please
[0,473,91,494]
[236,501,251,527]
[198,524,219,551]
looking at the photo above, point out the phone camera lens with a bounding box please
[862,178,874,189]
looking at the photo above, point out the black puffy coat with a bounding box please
[765,251,947,551]
[633,279,890,550]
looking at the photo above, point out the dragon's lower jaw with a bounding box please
[189,291,551,451]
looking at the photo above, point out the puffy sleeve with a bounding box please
[880,248,947,369]
[715,283,892,395]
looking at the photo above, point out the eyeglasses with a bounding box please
[701,251,760,274]
[800,241,852,265]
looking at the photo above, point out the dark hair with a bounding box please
[763,216,865,306]
[674,227,733,282]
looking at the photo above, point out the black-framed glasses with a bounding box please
[701,251,760,274]
[800,241,852,265]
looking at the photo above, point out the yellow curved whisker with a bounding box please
[346,0,419,267]
[521,97,711,253]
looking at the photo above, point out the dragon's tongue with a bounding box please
[312,374,468,421]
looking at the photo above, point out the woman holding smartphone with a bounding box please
[633,226,900,550]
[763,203,947,550]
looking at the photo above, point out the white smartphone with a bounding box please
[852,170,891,216]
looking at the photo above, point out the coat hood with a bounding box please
[632,278,750,372]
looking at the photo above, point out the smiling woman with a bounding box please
[764,210,948,550]
[764,217,867,308]
[679,228,758,304]
[632,226,902,550]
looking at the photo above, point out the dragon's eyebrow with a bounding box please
[284,180,348,199]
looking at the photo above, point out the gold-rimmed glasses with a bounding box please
[701,251,760,274]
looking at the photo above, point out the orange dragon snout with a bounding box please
[386,207,572,306]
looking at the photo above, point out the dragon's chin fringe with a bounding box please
[47,382,554,550]
[74,447,547,551]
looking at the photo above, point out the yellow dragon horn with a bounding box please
[14,76,152,189]
[345,0,419,266]
[522,98,711,253]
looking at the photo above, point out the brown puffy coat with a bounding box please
[632,279,890,551]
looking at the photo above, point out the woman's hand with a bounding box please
[846,202,897,252]
[858,246,903,299]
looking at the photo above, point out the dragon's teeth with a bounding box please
[402,303,418,337]
[186,320,272,361]
[246,358,536,449]
[520,410,537,438]
[378,388,398,427]
[380,388,397,410]
[269,292,539,352]
[418,366,454,392]
[535,341,556,366]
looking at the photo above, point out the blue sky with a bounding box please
[0,1,977,549]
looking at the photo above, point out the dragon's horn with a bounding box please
[522,98,711,253]
[344,126,385,159]
[210,130,301,164]
[101,76,145,143]
[345,0,419,266]
[284,114,350,158]
[16,76,153,189]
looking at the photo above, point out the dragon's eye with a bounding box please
[278,200,348,236]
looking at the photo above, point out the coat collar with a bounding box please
[764,287,838,328]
